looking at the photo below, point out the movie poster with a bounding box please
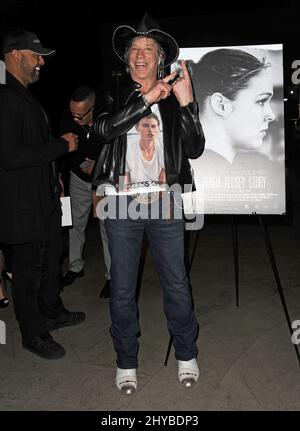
[174,44,285,214]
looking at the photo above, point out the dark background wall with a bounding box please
[1,0,300,149]
[1,0,300,222]
[1,1,300,124]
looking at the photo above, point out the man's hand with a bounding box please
[59,174,65,197]
[80,158,95,176]
[61,133,79,152]
[171,60,194,107]
[143,71,178,105]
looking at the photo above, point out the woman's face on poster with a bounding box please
[225,68,275,150]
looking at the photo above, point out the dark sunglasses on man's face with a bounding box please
[71,105,94,121]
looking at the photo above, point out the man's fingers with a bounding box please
[180,60,190,79]
[145,79,173,104]
[163,70,177,83]
[158,81,172,98]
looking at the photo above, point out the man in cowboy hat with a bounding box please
[93,14,205,394]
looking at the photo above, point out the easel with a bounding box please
[164,214,300,367]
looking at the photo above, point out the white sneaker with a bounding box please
[178,358,200,387]
[115,367,137,395]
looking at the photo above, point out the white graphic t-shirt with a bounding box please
[105,104,166,196]
[125,104,166,194]
[125,134,164,184]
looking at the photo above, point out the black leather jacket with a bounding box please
[92,77,205,190]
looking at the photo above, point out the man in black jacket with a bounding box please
[0,30,86,360]
[60,86,111,297]
[93,14,205,393]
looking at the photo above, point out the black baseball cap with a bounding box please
[2,30,55,56]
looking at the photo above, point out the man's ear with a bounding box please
[11,49,21,64]
[210,92,233,118]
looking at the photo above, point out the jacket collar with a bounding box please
[115,75,142,105]
[118,74,141,90]
[4,71,36,104]
[4,71,49,128]
[5,71,28,92]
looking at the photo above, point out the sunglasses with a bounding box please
[71,105,94,121]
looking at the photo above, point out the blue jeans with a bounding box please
[104,197,199,369]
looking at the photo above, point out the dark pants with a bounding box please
[11,207,65,341]
[105,203,199,369]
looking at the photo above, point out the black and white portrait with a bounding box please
[174,44,285,214]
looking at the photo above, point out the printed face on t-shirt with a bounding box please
[125,105,165,190]
[135,117,160,146]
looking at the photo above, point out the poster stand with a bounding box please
[164,214,300,367]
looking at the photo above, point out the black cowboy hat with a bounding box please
[112,13,179,68]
